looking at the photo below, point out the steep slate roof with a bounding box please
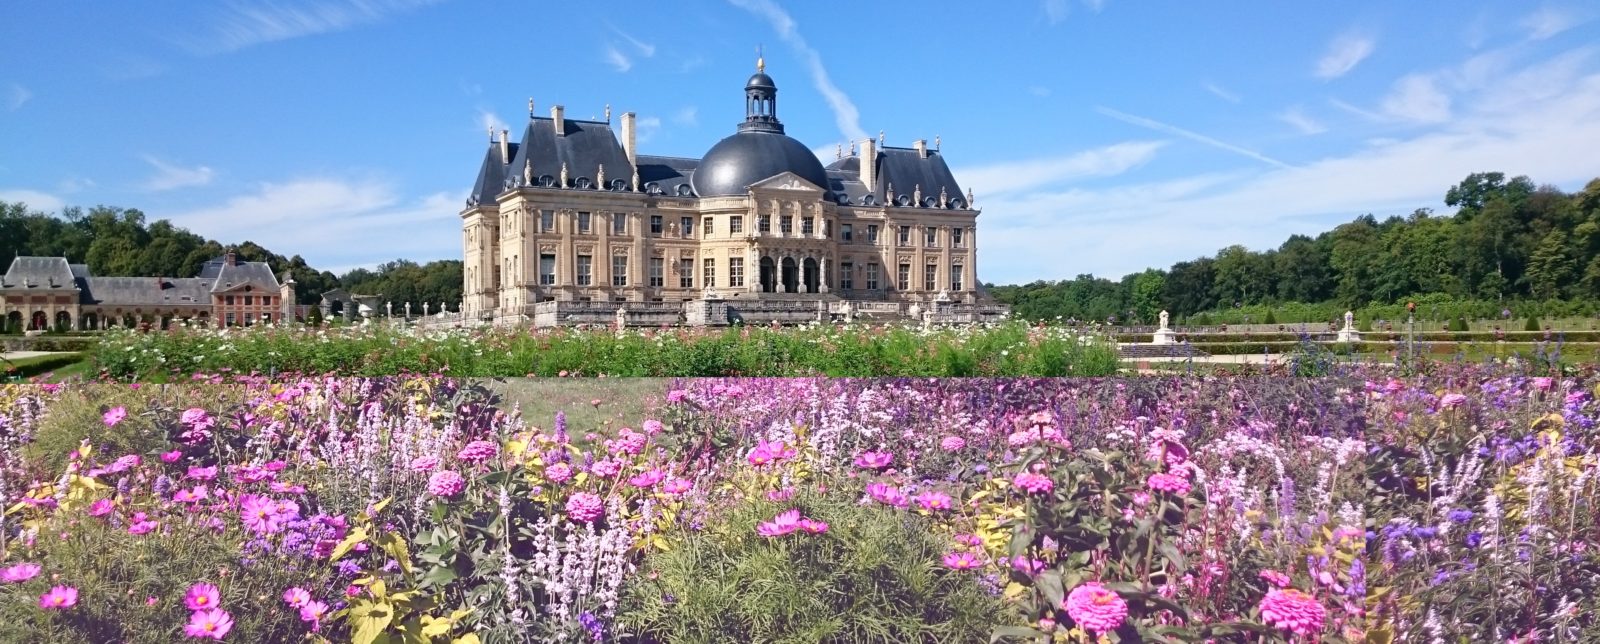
[467,141,519,206]
[81,277,212,307]
[825,148,967,209]
[1,257,75,288]
[211,262,280,293]
[509,117,634,191]
[635,155,699,197]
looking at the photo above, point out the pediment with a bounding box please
[748,172,824,194]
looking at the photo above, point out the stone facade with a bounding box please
[462,61,1002,326]
[0,252,298,331]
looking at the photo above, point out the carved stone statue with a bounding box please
[1159,310,1169,330]
[560,163,569,187]
[914,184,922,206]
[596,164,606,188]
[966,187,975,208]
[523,158,533,185]
[939,186,948,208]
[1344,310,1355,330]
[528,98,534,118]
[631,168,640,192]
[423,302,431,317]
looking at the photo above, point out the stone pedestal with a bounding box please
[1152,327,1176,345]
[1337,310,1360,343]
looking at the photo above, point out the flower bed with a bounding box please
[1,366,1596,641]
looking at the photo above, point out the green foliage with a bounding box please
[1,352,85,380]
[622,487,1017,643]
[20,386,249,472]
[1262,309,1277,325]
[306,306,323,327]
[1526,316,1543,332]
[1449,316,1469,332]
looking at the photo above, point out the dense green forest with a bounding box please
[0,201,463,308]
[987,172,1600,324]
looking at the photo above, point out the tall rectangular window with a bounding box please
[866,225,879,243]
[679,258,694,288]
[730,216,743,233]
[951,264,964,290]
[703,216,714,237]
[681,216,693,237]
[758,215,771,233]
[925,227,937,246]
[779,216,792,234]
[649,257,664,287]
[703,258,716,288]
[650,215,663,235]
[225,295,234,305]
[802,217,814,235]
[539,254,556,285]
[924,264,936,291]
[952,228,964,247]
[898,263,910,290]
[729,257,745,287]
[613,213,627,234]
[577,255,593,286]
[244,295,253,305]
[841,262,854,290]
[578,212,592,233]
[841,224,853,242]
[899,225,911,246]
[541,210,554,232]
[866,263,879,290]
[612,256,628,286]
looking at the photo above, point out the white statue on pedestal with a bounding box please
[1152,309,1175,345]
[1337,310,1361,343]
[615,307,627,332]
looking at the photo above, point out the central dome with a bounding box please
[692,130,830,197]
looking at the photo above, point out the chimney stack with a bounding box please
[498,129,509,164]
[551,105,565,136]
[621,111,637,169]
[859,137,876,190]
[224,250,237,267]
[914,139,928,159]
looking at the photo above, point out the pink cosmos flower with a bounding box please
[185,608,234,640]
[1063,583,1128,634]
[174,486,209,504]
[240,495,285,534]
[282,587,311,609]
[566,492,605,524]
[853,450,893,469]
[456,440,499,464]
[1259,570,1291,588]
[427,471,467,497]
[300,600,329,630]
[1147,473,1192,496]
[798,518,828,534]
[1258,588,1327,637]
[107,454,141,474]
[545,462,572,483]
[161,450,183,463]
[757,509,804,538]
[1013,472,1054,495]
[766,487,795,502]
[953,533,984,548]
[1010,556,1047,576]
[127,512,159,535]
[2,563,42,583]
[187,465,218,481]
[181,408,213,428]
[661,478,693,495]
[865,482,909,508]
[943,551,984,570]
[1438,393,1467,409]
[590,459,622,478]
[39,585,78,610]
[87,498,114,517]
[409,455,440,472]
[103,407,127,427]
[747,439,796,467]
[914,491,954,511]
[628,469,665,489]
[185,583,221,611]
[939,436,966,452]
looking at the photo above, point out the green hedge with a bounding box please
[2,352,86,379]
[0,336,99,352]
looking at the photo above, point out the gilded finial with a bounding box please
[757,45,765,72]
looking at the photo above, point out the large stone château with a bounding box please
[461,59,1006,327]
[1,252,297,331]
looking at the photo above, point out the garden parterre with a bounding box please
[0,366,1594,642]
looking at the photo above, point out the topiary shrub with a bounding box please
[1449,317,1469,332]
[1262,310,1277,325]
[1525,316,1542,332]
[621,486,1016,643]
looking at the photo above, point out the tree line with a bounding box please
[987,172,1600,324]
[0,202,463,309]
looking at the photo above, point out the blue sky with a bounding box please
[2,1,1597,284]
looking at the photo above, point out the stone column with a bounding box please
[560,211,575,288]
[965,226,977,294]
[940,227,952,293]
[820,256,830,293]
[914,224,926,292]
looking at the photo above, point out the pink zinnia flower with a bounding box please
[939,436,966,452]
[757,509,804,538]
[943,551,984,570]
[1259,570,1291,588]
[87,498,114,517]
[1063,582,1128,634]
[853,450,893,470]
[456,440,499,464]
[589,459,622,479]
[185,583,221,611]
[184,608,234,640]
[2,563,42,583]
[661,478,693,495]
[409,455,440,472]
[545,462,572,483]
[566,492,605,524]
[282,587,311,609]
[1013,472,1054,495]
[427,471,467,497]
[1147,473,1191,496]
[103,407,127,427]
[1438,393,1467,409]
[1258,588,1327,637]
[161,450,183,463]
[914,491,954,511]
[39,585,78,610]
[798,518,828,534]
[181,408,213,428]
[642,419,664,435]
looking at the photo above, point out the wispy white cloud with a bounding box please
[58,177,97,194]
[1380,74,1452,124]
[604,45,632,73]
[0,189,64,212]
[607,22,656,58]
[1202,81,1241,104]
[1028,85,1052,97]
[1041,0,1070,24]
[1096,107,1292,169]
[102,55,167,81]
[5,84,31,111]
[672,106,698,127]
[1329,98,1385,122]
[953,141,1166,197]
[728,0,868,143]
[635,116,662,143]
[1520,6,1586,40]
[478,110,507,137]
[182,0,441,54]
[141,156,216,191]
[1315,31,1376,79]
[1277,106,1327,135]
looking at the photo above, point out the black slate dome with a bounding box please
[692,131,830,197]
[746,72,776,89]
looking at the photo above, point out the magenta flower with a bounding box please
[1010,556,1047,576]
[2,563,42,583]
[456,440,499,464]
[127,512,159,535]
[798,518,828,534]
[853,450,893,470]
[1533,377,1554,391]
[545,462,573,483]
[914,491,954,511]
[185,583,221,611]
[1063,582,1128,634]
[240,495,285,534]
[409,455,440,472]
[943,551,984,570]
[39,585,78,610]
[180,408,213,428]
[865,482,909,508]
[642,419,664,435]
[427,471,467,497]
[939,436,966,452]
[1013,472,1054,495]
[161,450,183,463]
[282,587,311,609]
[566,492,605,524]
[174,486,209,504]
[661,477,693,495]
[1259,570,1291,588]
[1147,472,1192,496]
[747,439,796,467]
[187,465,218,481]
[1258,588,1327,636]
[87,498,114,517]
[757,509,804,537]
[589,459,622,479]
[1438,393,1467,409]
[953,533,984,548]
[300,600,329,630]
[766,487,795,502]
[184,608,235,640]
[628,469,665,489]
[102,407,127,427]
